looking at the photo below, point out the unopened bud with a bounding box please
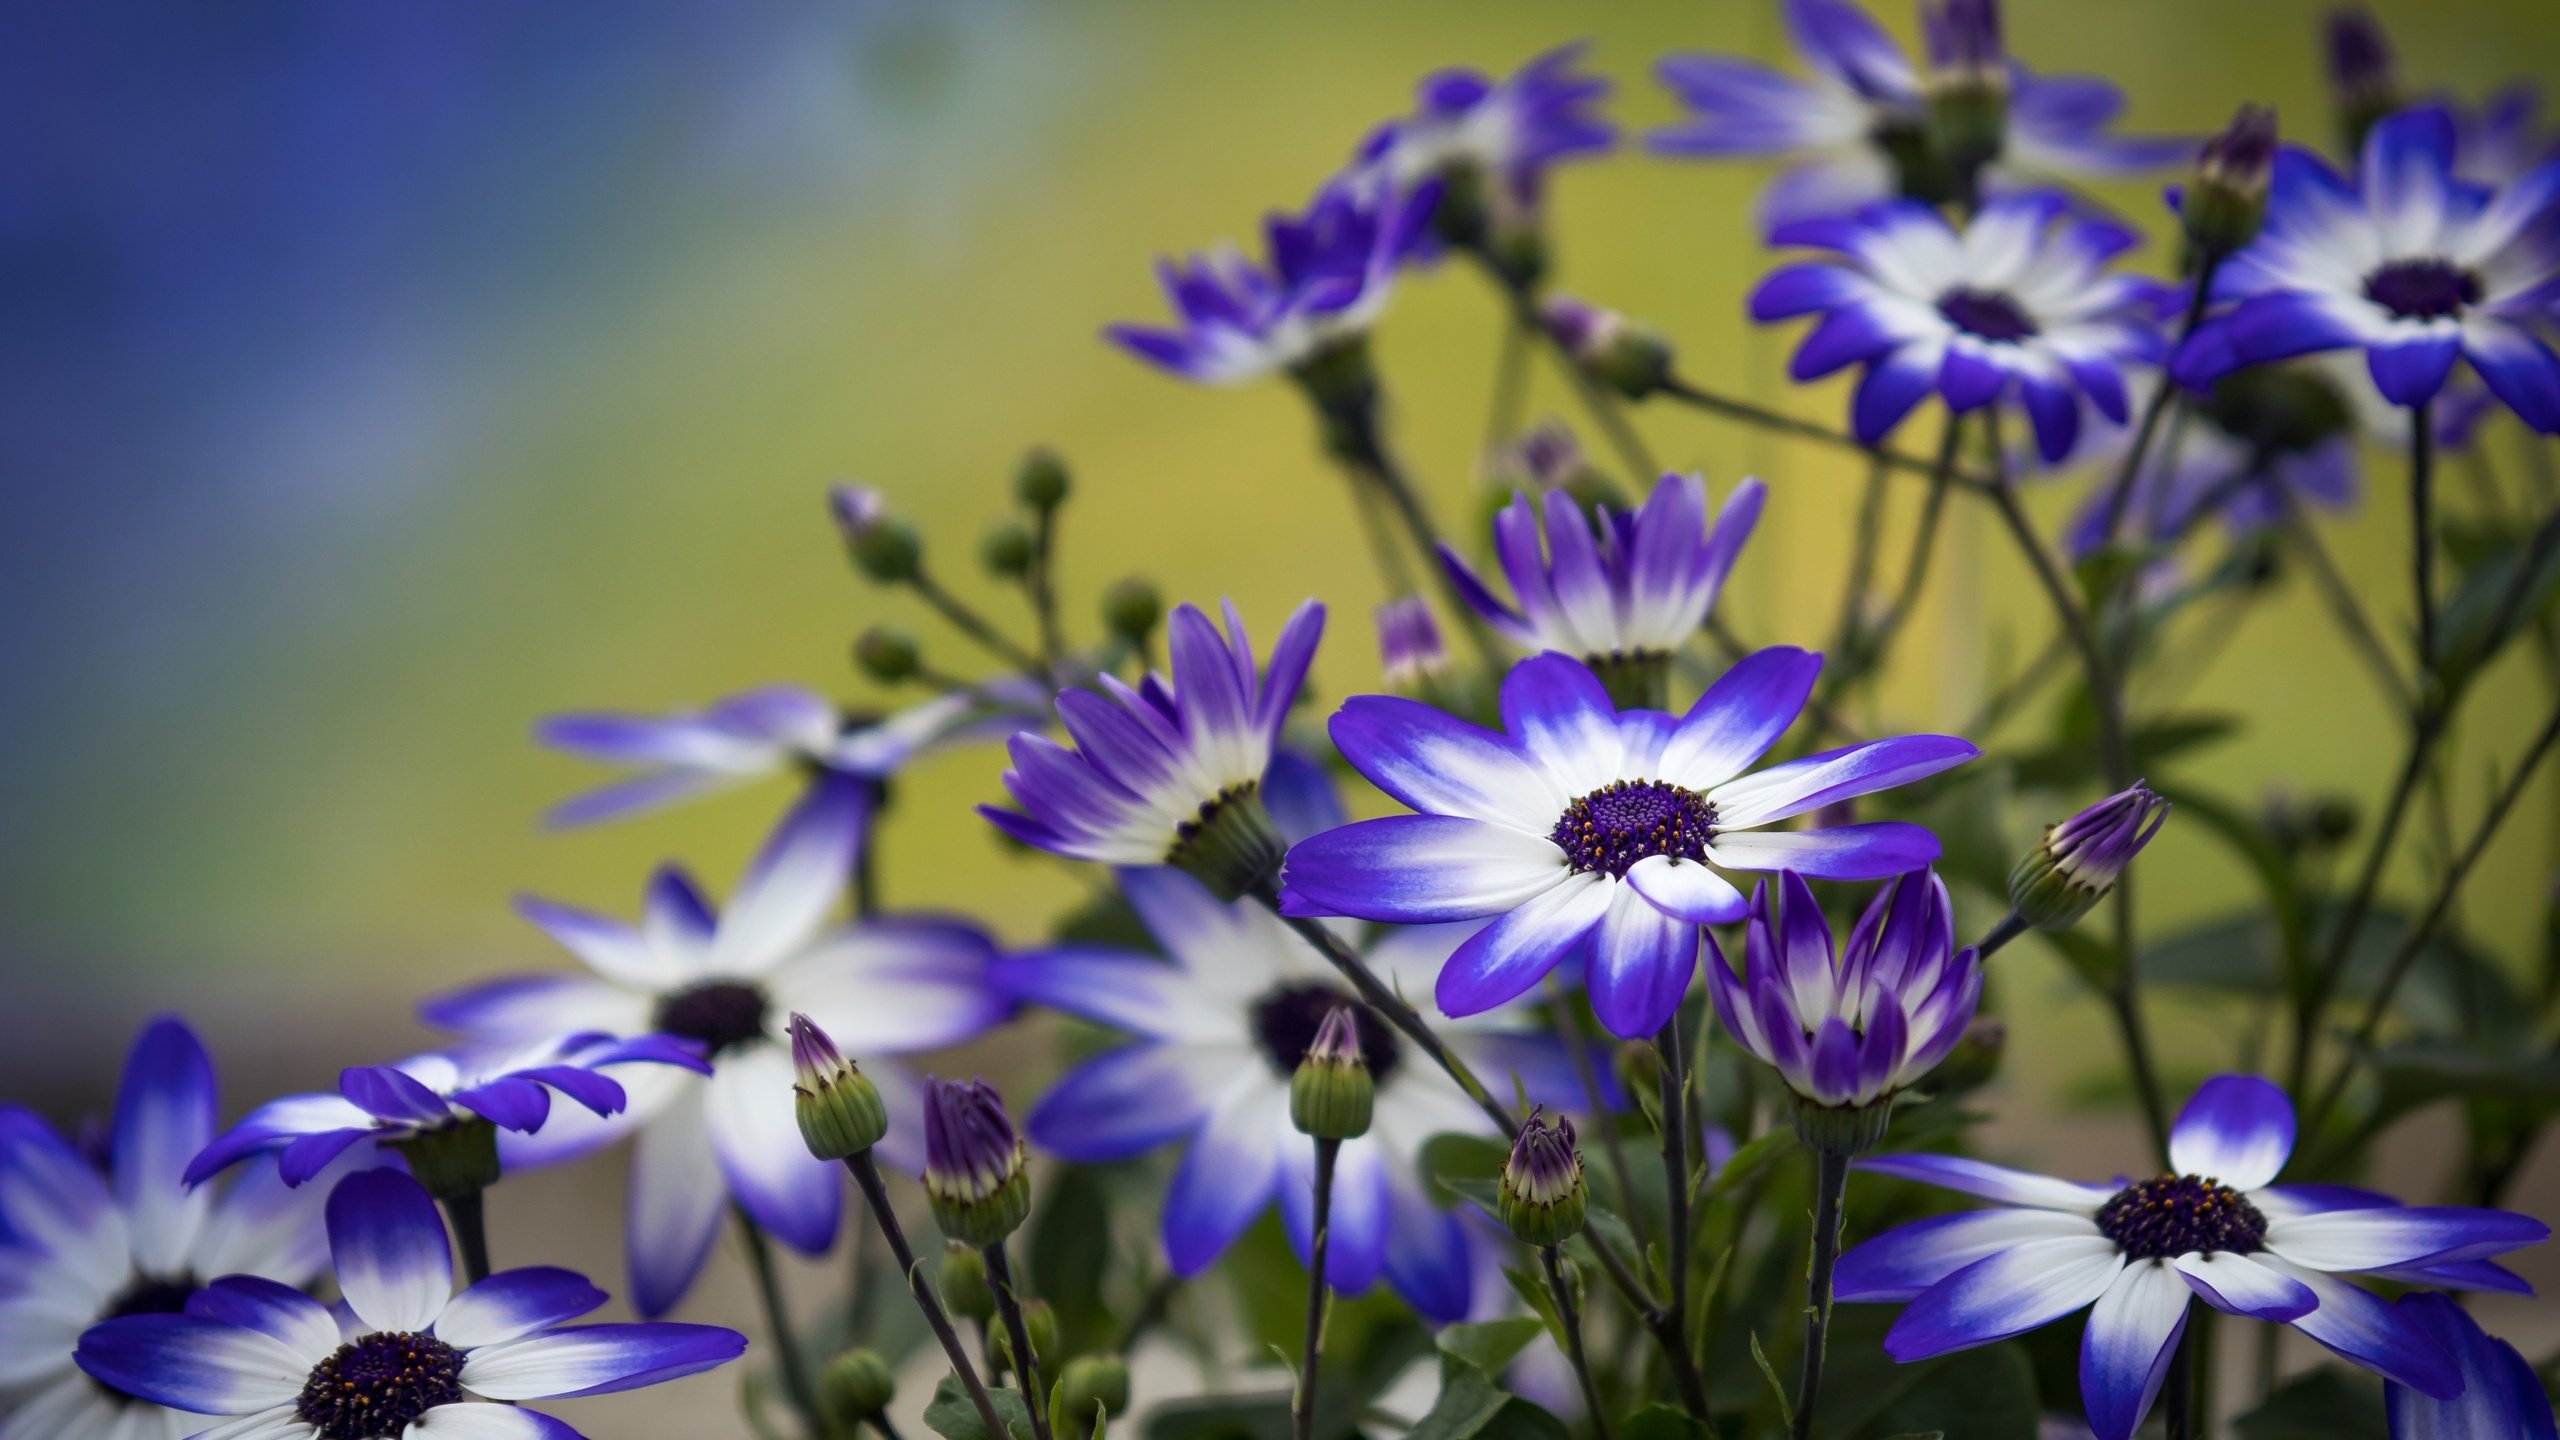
[981,522,1036,579]
[2325,6,2398,154]
[1539,296,1673,400]
[2009,782,2171,930]
[1053,1354,1131,1440]
[991,1298,1056,1377]
[789,1014,888,1160]
[1290,1006,1376,1140]
[1374,598,1450,693]
[2183,106,2276,263]
[923,1078,1032,1247]
[1498,1107,1586,1247]
[1102,577,1163,650]
[832,485,922,584]
[940,1242,995,1321]
[854,627,921,685]
[1921,0,2008,189]
[821,1349,897,1424]
[1015,448,1072,510]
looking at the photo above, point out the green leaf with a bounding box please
[1616,1404,1707,1440]
[2008,714,2241,790]
[1843,1341,2038,1440]
[2436,514,2560,694]
[1437,1318,1548,1377]
[2142,901,2523,1039]
[1502,1262,1565,1347]
[1141,1394,1292,1440]
[1418,1133,1510,1198]
[1407,1367,1568,1440]
[926,1375,1038,1440]
[1708,1130,1795,1198]
[1748,1331,1795,1430]
[2231,1366,2388,1440]
[1029,1165,1115,1359]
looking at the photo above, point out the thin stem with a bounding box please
[908,567,1049,680]
[1029,506,1065,669]
[842,1152,1007,1440]
[2283,498,2412,711]
[1322,399,1507,677]
[1484,311,1531,467]
[1823,426,1957,704]
[738,1211,826,1440]
[1965,629,2071,737]
[1539,1246,1613,1440]
[2097,261,2219,544]
[1976,910,2030,959]
[1791,1150,1850,1440]
[2164,1328,2195,1440]
[2109,877,2175,1167]
[1979,412,2132,787]
[1545,984,1652,1254]
[983,1245,1054,1440]
[2411,404,2438,671]
[1657,1014,1699,1418]
[1657,375,1991,493]
[442,1192,493,1286]
[1345,467,1421,597]
[1294,1138,1340,1440]
[871,1416,908,1440]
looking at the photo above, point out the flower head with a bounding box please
[789,1012,888,1161]
[982,598,1325,899]
[2009,782,2170,929]
[1290,1005,1377,1141]
[922,1078,1032,1248]
[2172,107,2560,432]
[1282,649,1977,1037]
[1752,193,2171,461]
[1437,473,1765,706]
[1105,178,1438,388]
[2181,105,2280,260]
[0,1019,355,1440]
[1650,0,2187,230]
[1838,1075,2549,1440]
[1707,870,1981,1146]
[1357,42,1615,254]
[1497,1107,1587,1247]
[76,1168,743,1440]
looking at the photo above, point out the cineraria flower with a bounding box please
[1354,43,1615,247]
[1650,0,2186,230]
[982,598,1323,900]
[422,777,1009,1315]
[2173,106,2560,432]
[1436,472,1766,705]
[2007,782,2169,930]
[1706,871,1981,1150]
[1104,179,1437,388]
[1751,192,2173,461]
[995,862,1586,1322]
[0,1019,359,1440]
[2453,85,2556,189]
[76,1168,744,1440]
[920,1078,1032,1249]
[183,1031,707,1193]
[2386,1293,2559,1439]
[1836,1075,2550,1440]
[1282,650,1976,1037]
[538,682,1046,828]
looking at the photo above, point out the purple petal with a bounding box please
[626,1086,726,1318]
[112,1016,217,1276]
[1328,695,1562,830]
[1709,822,1943,880]
[2386,1292,2559,1440]
[1586,883,1698,1038]
[2167,1074,2296,1190]
[1855,1151,2115,1211]
[435,1267,610,1349]
[1025,1045,1224,1162]
[183,1275,341,1358]
[1709,735,1979,829]
[453,1079,553,1134]
[1623,855,1748,924]
[73,1314,311,1413]
[328,1168,456,1333]
[2367,330,2462,407]
[1850,347,1939,445]
[2259,1257,2462,1398]
[1434,874,1612,1017]
[2266,1205,2549,1273]
[339,1065,452,1126]
[1658,647,1820,790]
[1836,1209,2103,1302]
[1162,1084,1285,1276]
[1883,1237,2124,1360]
[1498,653,1624,793]
[1280,815,1567,924]
[2170,1252,2314,1321]
[2078,1262,2191,1440]
[704,1049,840,1255]
[458,1322,747,1400]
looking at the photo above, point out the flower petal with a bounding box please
[185,1276,342,1361]
[1883,1236,2124,1360]
[458,1323,746,1400]
[1281,816,1567,923]
[2265,1205,2549,1273]
[1708,822,1943,880]
[1162,1081,1285,1276]
[1434,873,1612,1018]
[1855,1152,2115,1212]
[1498,654,1624,795]
[1329,696,1563,831]
[625,1083,727,1319]
[1623,854,1747,924]
[403,1404,587,1439]
[2253,1255,2462,1398]
[2166,1075,2295,1191]
[2171,1251,2315,1321]
[2384,1292,2558,1440]
[1709,735,1980,829]
[1585,882,1699,1039]
[2078,1261,2192,1440]
[435,1268,611,1350]
[74,1315,310,1414]
[709,776,865,976]
[703,1047,840,1255]
[113,1018,218,1277]
[1025,1044,1227,1162]
[1835,1209,2102,1302]
[1656,647,1821,791]
[328,1169,455,1334]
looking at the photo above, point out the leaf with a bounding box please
[1142,1394,1292,1440]
[1437,1318,1548,1377]
[1708,1130,1794,1198]
[2008,714,2241,789]
[2435,513,2560,694]
[2231,1366,2388,1440]
[1616,1404,1707,1440]
[926,1375,1038,1440]
[1419,1133,1510,1198]
[1844,1340,2038,1440]
[2141,902,2524,1039]
[1406,1367,1568,1440]
[1029,1164,1116,1359]
[1748,1331,1795,1430]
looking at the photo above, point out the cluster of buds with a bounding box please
[789,1013,889,1160]
[2182,106,2277,266]
[1290,1005,1377,1141]
[1497,1107,1587,1247]
[1539,295,1673,400]
[1920,0,2008,192]
[2008,782,2172,931]
[923,1077,1034,1247]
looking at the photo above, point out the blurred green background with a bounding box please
[2,0,2555,1402]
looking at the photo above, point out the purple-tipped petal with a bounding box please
[1585,883,1699,1038]
[2386,1292,2559,1440]
[1163,1084,1285,1277]
[1883,1237,2124,1360]
[2078,1262,2192,1440]
[1708,735,1979,829]
[112,1017,217,1276]
[1657,647,1821,790]
[328,1168,455,1334]
[458,1322,748,1400]
[1434,874,1611,1018]
[1623,855,1748,924]
[1855,1152,2115,1211]
[1025,1044,1225,1162]
[1281,815,1567,923]
[2170,1252,2315,1321]
[1328,696,1563,831]
[73,1315,312,1413]
[1709,822,1943,880]
[2167,1075,2296,1190]
[436,1268,612,1349]
[1835,1209,2104,1302]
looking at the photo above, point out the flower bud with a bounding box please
[1921,0,2008,187]
[1101,577,1163,650]
[790,1013,888,1160]
[940,1241,995,1321]
[1015,448,1072,510]
[2009,782,2171,930]
[821,1348,897,1424]
[1539,296,1673,400]
[1290,1005,1376,1140]
[832,485,923,584]
[923,1077,1032,1247]
[2325,6,2398,154]
[854,627,921,685]
[1053,1354,1130,1440]
[1790,1094,1897,1157]
[1374,598,1449,694]
[990,1298,1056,1377]
[981,521,1036,579]
[2182,106,2276,263]
[1497,1107,1586,1248]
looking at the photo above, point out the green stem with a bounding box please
[1539,1246,1613,1440]
[1657,1014,1700,1419]
[1295,1138,1339,1440]
[1656,375,1991,493]
[1029,506,1065,669]
[2411,404,2438,671]
[1822,427,1957,705]
[908,566,1049,680]
[1545,985,1652,1254]
[1791,1150,1850,1440]
[2095,258,2219,544]
[1485,311,1531,464]
[2164,1328,2194,1440]
[738,1211,827,1440]
[442,1191,494,1286]
[1976,910,2030,959]
[1979,414,2132,787]
[983,1244,1054,1440]
[842,1152,1007,1440]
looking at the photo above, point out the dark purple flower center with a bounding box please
[296,1331,468,1439]
[655,981,770,1058]
[2094,1173,2268,1260]
[2363,258,2480,321]
[101,1272,197,1320]
[1936,287,2038,342]
[1251,984,1400,1082]
[1550,780,1714,878]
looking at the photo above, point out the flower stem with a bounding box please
[1314,389,1507,677]
[842,1152,1008,1440]
[1029,506,1065,670]
[1539,1246,1612,1440]
[737,1210,826,1440]
[1544,983,1651,1254]
[1484,311,1531,464]
[1819,426,1958,706]
[2095,256,2220,546]
[1294,1138,1339,1440]
[983,1244,1055,1440]
[2163,1326,2195,1440]
[2410,404,2439,670]
[1975,909,2030,958]
[907,565,1050,682]
[1655,375,1992,493]
[1656,1014,1702,1420]
[440,1190,493,1286]
[1791,1149,1850,1440]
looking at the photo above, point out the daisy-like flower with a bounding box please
[182,1032,707,1194]
[1836,1075,2550,1440]
[981,598,1323,900]
[2386,1292,2560,1439]
[2172,106,2560,432]
[1436,472,1766,706]
[538,682,1046,828]
[994,859,1586,1322]
[1281,650,1977,1037]
[76,1168,743,1440]
[422,777,1009,1316]
[1104,178,1438,389]
[1706,871,1981,1151]
[1750,192,2173,462]
[1354,43,1615,252]
[0,1019,364,1440]
[1649,0,2186,231]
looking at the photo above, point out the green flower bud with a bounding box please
[1789,1095,1896,1158]
[388,1118,501,1202]
[1290,1005,1375,1140]
[789,1014,888,1160]
[2182,106,2276,264]
[990,1297,1056,1378]
[1539,296,1673,401]
[981,522,1036,579]
[1498,1108,1586,1248]
[854,627,921,685]
[1102,577,1163,650]
[831,484,923,584]
[1053,1354,1130,1439]
[1015,448,1072,510]
[821,1348,897,1424]
[940,1242,995,1322]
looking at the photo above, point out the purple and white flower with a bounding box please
[995,864,1584,1323]
[1355,43,1615,234]
[1706,870,1981,1119]
[0,1020,364,1440]
[75,1168,743,1440]
[2172,106,2560,431]
[1105,179,1438,387]
[1752,193,2172,462]
[1836,1075,2550,1440]
[423,777,1009,1316]
[1649,0,2187,231]
[1436,472,1765,697]
[1281,649,1976,1037]
[2386,1292,2559,1439]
